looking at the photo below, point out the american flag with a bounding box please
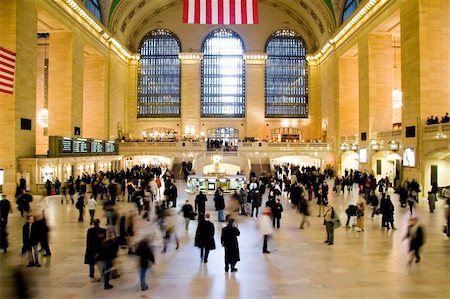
[0,47,16,94]
[183,0,259,25]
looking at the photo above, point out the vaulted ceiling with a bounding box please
[98,0,347,52]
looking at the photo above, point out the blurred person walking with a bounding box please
[355,198,366,232]
[135,236,155,291]
[259,207,274,253]
[299,196,310,229]
[98,230,119,289]
[180,200,195,230]
[404,217,425,265]
[76,194,85,222]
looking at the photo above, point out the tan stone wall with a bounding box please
[83,55,106,139]
[48,32,74,136]
[108,54,127,140]
[338,56,359,137]
[0,0,37,196]
[318,54,337,143]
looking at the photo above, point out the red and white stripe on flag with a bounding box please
[183,0,259,24]
[0,47,16,94]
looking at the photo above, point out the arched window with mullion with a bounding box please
[265,29,308,118]
[201,29,245,118]
[342,0,358,23]
[84,0,102,23]
[138,29,181,118]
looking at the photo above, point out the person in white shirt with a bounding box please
[87,195,97,225]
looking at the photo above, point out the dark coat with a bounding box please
[380,197,394,222]
[195,220,216,250]
[299,198,309,215]
[214,194,225,211]
[221,224,240,264]
[407,225,424,251]
[84,226,106,264]
[22,222,39,250]
[195,193,207,213]
[135,239,155,268]
[272,202,283,218]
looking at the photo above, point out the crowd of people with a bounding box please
[0,163,449,296]
[426,112,449,125]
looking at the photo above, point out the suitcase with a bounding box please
[244,203,252,215]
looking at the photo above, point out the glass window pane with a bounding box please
[201,29,245,118]
[265,30,308,118]
[138,29,181,118]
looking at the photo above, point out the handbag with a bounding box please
[332,213,341,229]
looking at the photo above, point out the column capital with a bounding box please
[179,52,203,64]
[244,52,267,65]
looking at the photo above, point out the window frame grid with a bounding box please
[137,29,181,118]
[265,30,309,118]
[201,29,246,118]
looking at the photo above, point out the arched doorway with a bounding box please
[371,151,402,186]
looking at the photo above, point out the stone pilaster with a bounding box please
[179,53,202,135]
[244,52,266,140]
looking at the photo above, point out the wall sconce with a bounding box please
[370,141,380,151]
[388,140,399,151]
[350,142,358,151]
[339,143,347,151]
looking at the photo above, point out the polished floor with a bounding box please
[0,182,449,299]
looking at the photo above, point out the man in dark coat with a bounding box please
[169,183,178,208]
[195,213,216,263]
[135,237,155,291]
[35,214,51,256]
[249,189,261,218]
[0,195,11,252]
[214,188,225,222]
[84,219,106,279]
[221,218,240,272]
[23,215,40,267]
[195,191,207,215]
[97,230,118,289]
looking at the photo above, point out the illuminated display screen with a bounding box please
[91,141,104,153]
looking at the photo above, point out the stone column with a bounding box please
[83,54,106,139]
[244,52,266,140]
[126,58,138,138]
[48,31,84,137]
[0,0,37,196]
[179,53,203,136]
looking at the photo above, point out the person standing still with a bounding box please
[84,219,106,279]
[214,188,226,222]
[195,191,207,215]
[323,206,335,245]
[221,218,240,272]
[23,215,41,267]
[195,213,216,263]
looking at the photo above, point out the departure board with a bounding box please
[91,141,104,153]
[61,139,72,153]
[105,142,116,153]
[49,136,118,157]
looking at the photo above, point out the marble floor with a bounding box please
[0,182,449,299]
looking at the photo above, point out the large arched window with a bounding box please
[201,29,245,118]
[265,30,308,118]
[138,29,181,117]
[84,0,102,23]
[342,0,358,23]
